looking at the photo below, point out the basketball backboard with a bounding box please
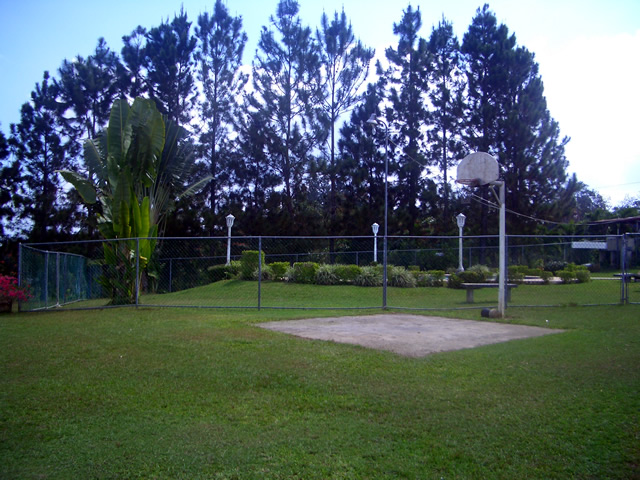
[456,152,499,186]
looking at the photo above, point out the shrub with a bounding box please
[545,260,568,274]
[415,270,445,287]
[334,264,362,283]
[253,264,273,281]
[388,266,417,288]
[268,262,290,280]
[457,270,485,284]
[354,266,382,287]
[447,274,463,289]
[508,265,527,283]
[240,250,265,280]
[207,264,232,282]
[315,264,339,285]
[287,262,319,284]
[539,270,553,284]
[0,275,31,302]
[557,269,575,284]
[426,270,445,287]
[575,269,591,283]
[467,264,492,281]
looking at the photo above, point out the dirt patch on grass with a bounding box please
[259,314,563,357]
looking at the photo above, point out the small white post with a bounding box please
[372,223,379,263]
[226,214,235,265]
[456,213,466,272]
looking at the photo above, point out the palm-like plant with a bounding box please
[60,97,209,303]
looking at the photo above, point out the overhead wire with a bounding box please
[372,125,634,229]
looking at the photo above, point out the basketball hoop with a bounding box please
[455,151,506,317]
[456,152,499,186]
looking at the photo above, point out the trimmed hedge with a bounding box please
[354,266,383,287]
[268,262,290,280]
[240,250,265,280]
[287,262,319,284]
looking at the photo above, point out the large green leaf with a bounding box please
[112,167,132,235]
[107,99,132,168]
[57,170,97,204]
[82,137,107,186]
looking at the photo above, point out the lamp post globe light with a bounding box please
[371,222,379,263]
[456,213,466,272]
[226,214,235,265]
[367,113,389,308]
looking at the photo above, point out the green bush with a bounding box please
[287,262,319,284]
[315,264,339,285]
[508,265,525,283]
[427,270,445,287]
[467,264,492,281]
[268,262,290,280]
[388,266,417,288]
[334,264,362,283]
[240,250,265,280]
[557,269,575,284]
[415,270,445,287]
[447,274,463,289]
[207,264,232,282]
[250,264,273,281]
[545,260,568,274]
[575,269,591,283]
[457,270,486,284]
[354,266,382,287]
[539,270,553,284]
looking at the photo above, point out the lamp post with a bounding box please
[367,114,389,308]
[372,222,379,263]
[226,214,235,265]
[456,213,466,272]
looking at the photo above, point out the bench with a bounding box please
[613,273,640,283]
[461,283,518,303]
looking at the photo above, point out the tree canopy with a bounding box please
[2,2,629,244]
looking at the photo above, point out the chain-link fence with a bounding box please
[18,234,640,312]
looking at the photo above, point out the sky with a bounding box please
[1,0,639,206]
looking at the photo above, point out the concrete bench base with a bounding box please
[461,283,518,303]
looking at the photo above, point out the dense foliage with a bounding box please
[2,0,637,248]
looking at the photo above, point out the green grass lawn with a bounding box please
[58,276,626,310]
[2,287,639,478]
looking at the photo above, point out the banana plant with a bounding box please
[60,98,209,304]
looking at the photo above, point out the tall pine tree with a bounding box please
[9,73,76,241]
[144,8,197,125]
[316,9,374,236]
[246,0,321,230]
[426,17,466,224]
[382,5,431,234]
[195,0,248,233]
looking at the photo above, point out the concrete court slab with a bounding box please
[259,314,563,357]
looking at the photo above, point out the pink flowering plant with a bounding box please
[0,275,32,302]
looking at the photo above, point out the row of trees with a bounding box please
[1,1,637,253]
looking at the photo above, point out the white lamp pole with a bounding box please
[367,114,389,309]
[226,214,235,265]
[372,222,379,263]
[456,213,466,272]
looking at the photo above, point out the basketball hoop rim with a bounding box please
[456,178,481,187]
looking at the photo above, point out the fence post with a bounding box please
[135,238,140,306]
[56,252,60,307]
[18,243,22,312]
[44,251,49,309]
[621,234,628,304]
[258,237,262,310]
